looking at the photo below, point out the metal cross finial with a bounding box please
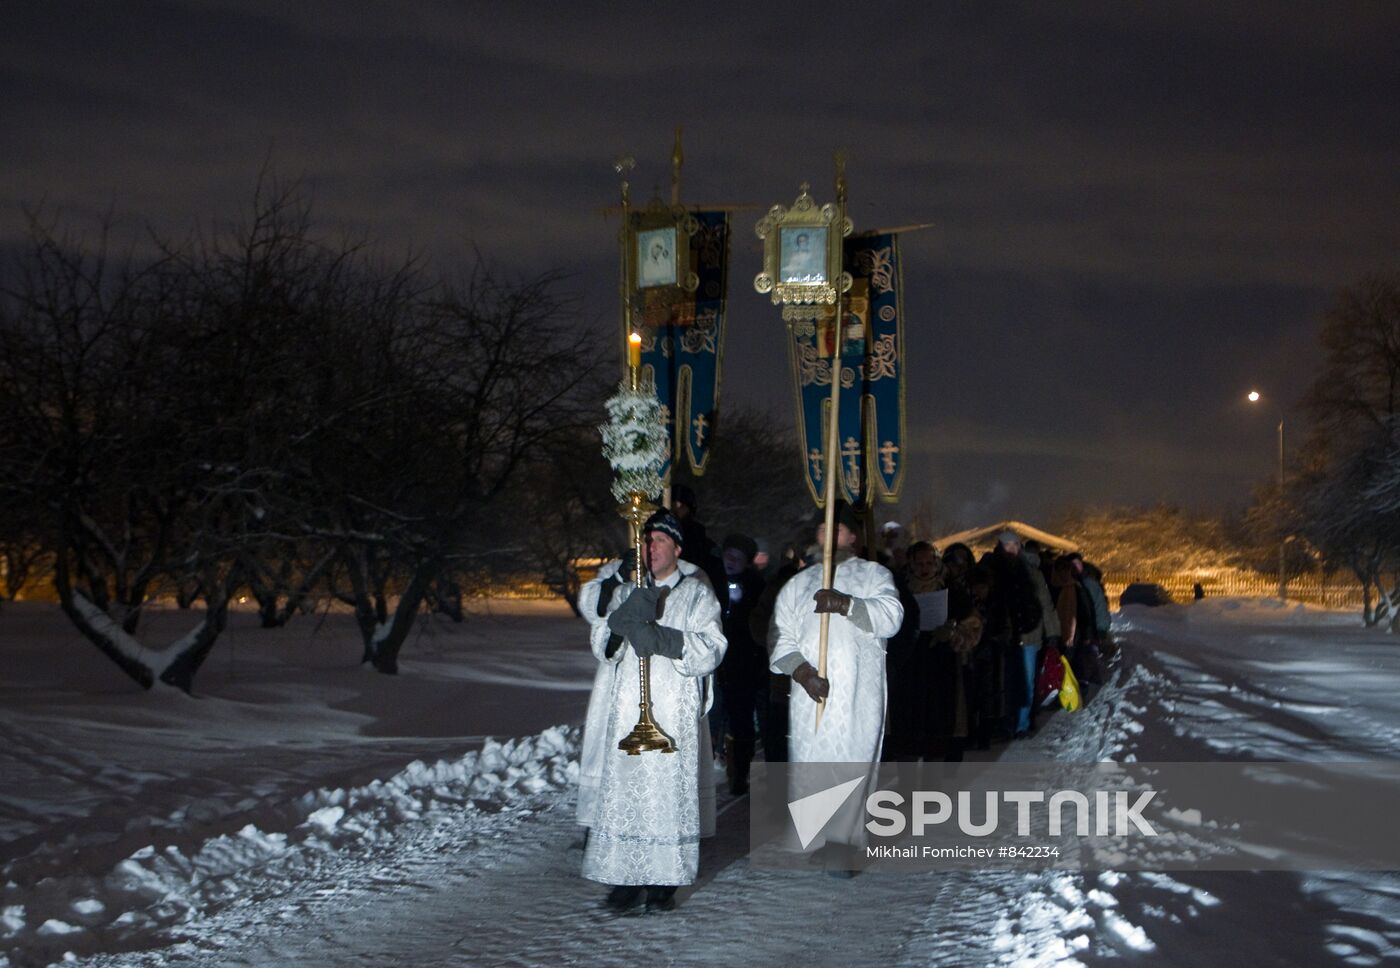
[614,155,636,207]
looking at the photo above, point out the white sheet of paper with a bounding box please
[915,589,948,631]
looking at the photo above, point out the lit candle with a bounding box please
[628,331,642,370]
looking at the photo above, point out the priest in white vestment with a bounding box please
[582,509,726,911]
[770,502,903,857]
[574,555,627,831]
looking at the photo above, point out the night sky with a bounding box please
[5,1,1398,528]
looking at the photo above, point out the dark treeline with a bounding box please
[0,184,618,690]
[1058,272,1400,630]
[1270,271,1400,628]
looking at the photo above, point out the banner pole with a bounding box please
[815,153,848,733]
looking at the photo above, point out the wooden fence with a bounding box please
[1104,573,1365,610]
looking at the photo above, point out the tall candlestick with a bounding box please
[628,331,642,371]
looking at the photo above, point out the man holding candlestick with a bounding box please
[582,508,726,912]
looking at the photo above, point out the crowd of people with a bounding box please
[882,528,1114,762]
[572,485,1113,912]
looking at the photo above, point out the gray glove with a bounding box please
[652,625,684,660]
[626,619,661,658]
[625,620,685,660]
[607,586,659,633]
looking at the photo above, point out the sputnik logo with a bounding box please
[787,776,865,849]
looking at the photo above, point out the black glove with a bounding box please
[607,586,659,632]
[792,661,830,701]
[604,631,625,659]
[596,576,621,617]
[626,621,685,660]
[813,588,852,615]
[595,552,639,617]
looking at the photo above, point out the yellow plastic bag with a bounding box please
[1059,655,1081,712]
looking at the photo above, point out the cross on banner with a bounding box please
[842,436,862,481]
[879,440,900,475]
[782,232,906,507]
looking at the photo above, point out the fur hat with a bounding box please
[643,508,684,547]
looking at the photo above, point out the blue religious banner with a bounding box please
[786,232,905,507]
[636,211,729,480]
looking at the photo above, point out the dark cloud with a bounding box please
[3,1,1396,526]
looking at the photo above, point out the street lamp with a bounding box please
[1247,390,1286,601]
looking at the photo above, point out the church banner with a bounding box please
[787,232,905,507]
[636,210,729,480]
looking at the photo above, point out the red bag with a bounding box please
[1035,644,1065,707]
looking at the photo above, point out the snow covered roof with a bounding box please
[932,519,1080,553]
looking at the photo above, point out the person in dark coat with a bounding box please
[979,531,1042,743]
[885,541,960,761]
[715,533,768,794]
[671,484,726,593]
[747,543,810,764]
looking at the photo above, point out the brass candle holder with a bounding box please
[616,489,677,756]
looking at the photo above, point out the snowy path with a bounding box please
[9,598,1400,966]
[80,778,1087,968]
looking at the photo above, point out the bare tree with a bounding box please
[0,210,248,689]
[283,262,603,672]
[1292,272,1400,627]
[515,423,619,615]
[670,405,813,554]
[1305,272,1400,445]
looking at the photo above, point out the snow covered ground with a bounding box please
[2,596,1399,966]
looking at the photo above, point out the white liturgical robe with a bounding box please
[581,567,725,887]
[770,555,904,764]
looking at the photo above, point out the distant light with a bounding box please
[1247,391,1261,403]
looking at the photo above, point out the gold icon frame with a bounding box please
[753,183,852,307]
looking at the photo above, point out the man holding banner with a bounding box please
[769,502,903,764]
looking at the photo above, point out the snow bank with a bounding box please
[1186,596,1359,627]
[1,726,579,964]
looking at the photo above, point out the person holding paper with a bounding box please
[884,541,959,761]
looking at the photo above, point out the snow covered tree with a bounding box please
[0,181,603,684]
[1053,504,1241,577]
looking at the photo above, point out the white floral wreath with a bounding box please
[600,380,668,503]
